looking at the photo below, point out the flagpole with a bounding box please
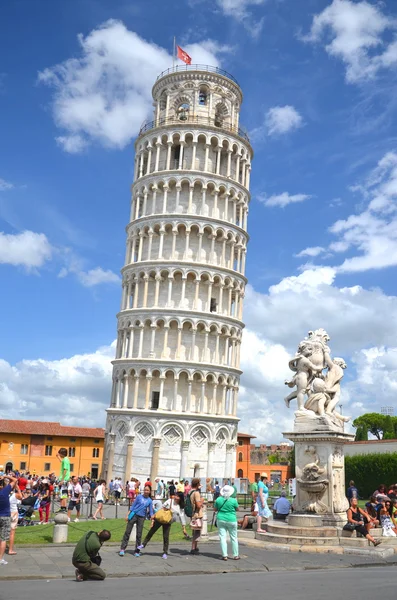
[173,36,176,69]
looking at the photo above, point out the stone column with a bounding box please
[284,430,355,526]
[124,435,135,482]
[207,442,217,477]
[225,443,235,478]
[180,440,190,479]
[150,438,162,482]
[106,433,116,482]
[145,376,152,410]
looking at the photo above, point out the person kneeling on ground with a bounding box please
[73,529,111,581]
[345,498,380,546]
[273,491,291,521]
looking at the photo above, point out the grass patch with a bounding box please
[15,519,194,545]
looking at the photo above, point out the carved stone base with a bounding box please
[294,410,344,434]
[284,429,355,520]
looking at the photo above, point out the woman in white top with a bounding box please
[93,480,106,520]
[8,481,22,555]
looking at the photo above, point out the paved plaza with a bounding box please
[1,539,397,582]
[1,566,397,600]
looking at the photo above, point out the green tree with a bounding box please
[383,415,395,440]
[355,426,368,441]
[288,448,295,477]
[352,413,386,440]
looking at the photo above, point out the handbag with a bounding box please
[155,500,173,525]
[190,517,203,529]
[343,522,357,531]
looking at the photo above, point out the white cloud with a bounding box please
[0,178,14,191]
[216,0,266,36]
[0,230,53,269]
[295,246,325,258]
[303,0,397,83]
[76,267,120,287]
[38,20,227,152]
[0,343,115,426]
[259,191,311,208]
[265,105,304,136]
[56,134,88,154]
[328,151,397,272]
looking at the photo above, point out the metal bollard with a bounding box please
[53,512,68,543]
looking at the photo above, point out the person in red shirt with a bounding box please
[145,478,152,489]
[18,476,27,492]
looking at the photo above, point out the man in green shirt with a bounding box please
[57,448,71,512]
[73,530,111,581]
[251,476,259,500]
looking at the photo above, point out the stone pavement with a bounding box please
[2,538,397,580]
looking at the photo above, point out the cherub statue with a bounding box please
[284,341,322,410]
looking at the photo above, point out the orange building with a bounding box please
[236,432,255,478]
[0,420,105,478]
[236,433,292,483]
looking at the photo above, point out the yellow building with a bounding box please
[0,420,105,478]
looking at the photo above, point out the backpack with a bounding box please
[184,490,195,518]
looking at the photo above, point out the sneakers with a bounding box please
[67,517,71,523]
[134,552,141,557]
[0,559,8,565]
[75,518,79,523]
[137,544,144,550]
[162,553,168,559]
[119,550,125,557]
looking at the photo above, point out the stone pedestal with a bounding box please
[53,512,68,543]
[284,428,355,527]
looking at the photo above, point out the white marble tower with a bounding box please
[104,64,253,484]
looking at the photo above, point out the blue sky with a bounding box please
[2,0,397,441]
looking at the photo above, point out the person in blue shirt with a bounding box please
[346,480,358,501]
[273,492,291,521]
[0,473,18,565]
[119,485,153,557]
[256,472,272,533]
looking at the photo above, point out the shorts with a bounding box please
[114,491,121,499]
[68,500,81,512]
[0,516,11,541]
[60,489,69,500]
[97,500,103,505]
[11,512,18,530]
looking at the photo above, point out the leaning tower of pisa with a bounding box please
[104,64,253,484]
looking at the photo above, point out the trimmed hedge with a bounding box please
[345,452,397,499]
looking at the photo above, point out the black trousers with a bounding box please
[120,514,145,551]
[143,520,171,554]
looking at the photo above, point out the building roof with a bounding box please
[237,432,257,439]
[0,420,105,439]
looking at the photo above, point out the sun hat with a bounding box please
[220,485,234,498]
[261,472,268,478]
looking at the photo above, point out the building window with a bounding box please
[92,448,100,458]
[198,90,207,105]
[94,439,100,444]
[47,436,53,441]
[70,463,74,473]
[45,445,52,456]
[237,469,244,478]
[151,391,160,410]
[44,463,51,471]
[20,444,28,455]
[91,464,99,479]
[20,462,27,470]
[238,440,243,446]
[238,452,243,462]
[210,298,217,312]
[70,438,76,442]
[68,447,76,458]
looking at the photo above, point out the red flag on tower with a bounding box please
[177,45,192,65]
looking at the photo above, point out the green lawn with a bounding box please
[15,519,195,545]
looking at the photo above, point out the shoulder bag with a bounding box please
[154,499,173,525]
